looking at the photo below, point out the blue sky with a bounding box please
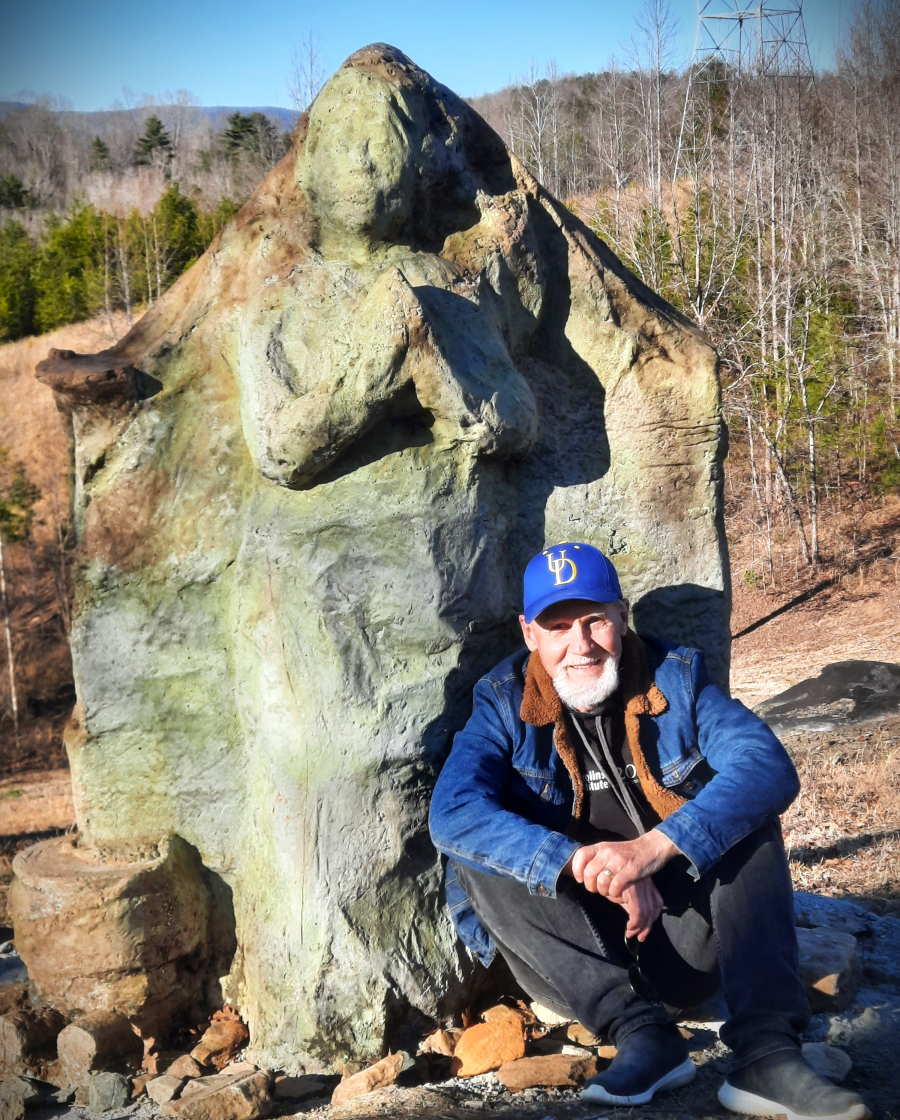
[3,0,848,111]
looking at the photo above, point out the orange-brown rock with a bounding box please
[146,1074,187,1104]
[0,1008,66,1071]
[481,1005,530,1027]
[190,1020,250,1070]
[56,1011,142,1085]
[165,1054,206,1079]
[449,1018,526,1078]
[496,1054,598,1091]
[161,1069,271,1120]
[419,1029,456,1056]
[566,1022,600,1046]
[131,1073,154,1099]
[179,1063,258,1099]
[0,986,28,1018]
[331,1053,404,1106]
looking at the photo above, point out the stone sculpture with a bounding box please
[19,44,727,1071]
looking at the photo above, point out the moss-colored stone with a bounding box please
[32,43,727,1069]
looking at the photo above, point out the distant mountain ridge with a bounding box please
[0,101,299,132]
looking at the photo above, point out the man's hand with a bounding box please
[566,829,680,904]
[619,878,665,941]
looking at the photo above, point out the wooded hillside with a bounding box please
[469,0,900,590]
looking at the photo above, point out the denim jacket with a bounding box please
[429,634,799,966]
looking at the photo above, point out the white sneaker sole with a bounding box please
[718,1080,872,1120]
[581,1057,695,1105]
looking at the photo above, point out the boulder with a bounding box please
[331,1053,404,1106]
[756,661,900,733]
[9,835,211,1034]
[802,1042,852,1083]
[31,41,726,1069]
[496,1054,598,1090]
[161,1069,271,1120]
[450,1018,526,1077]
[796,927,861,1012]
[56,1011,142,1085]
[87,1072,130,1113]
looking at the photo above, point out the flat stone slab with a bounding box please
[756,660,900,732]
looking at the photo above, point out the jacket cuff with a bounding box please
[655,810,722,880]
[526,831,582,897]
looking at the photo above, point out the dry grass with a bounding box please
[0,768,75,929]
[780,717,900,911]
[0,313,133,548]
[729,495,900,709]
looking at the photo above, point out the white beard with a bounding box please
[553,655,620,712]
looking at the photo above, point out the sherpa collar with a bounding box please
[519,630,685,821]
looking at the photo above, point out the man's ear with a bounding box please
[617,599,630,635]
[519,614,539,652]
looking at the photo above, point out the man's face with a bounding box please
[519,598,629,709]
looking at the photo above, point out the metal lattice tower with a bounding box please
[693,0,814,78]
[674,0,815,179]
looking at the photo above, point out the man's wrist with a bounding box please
[647,827,681,865]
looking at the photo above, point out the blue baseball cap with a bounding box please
[522,542,623,624]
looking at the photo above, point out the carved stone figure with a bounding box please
[22,44,727,1070]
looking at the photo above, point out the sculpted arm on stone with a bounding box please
[238,266,538,488]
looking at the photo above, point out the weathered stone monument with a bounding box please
[16,44,727,1072]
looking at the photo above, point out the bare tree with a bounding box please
[288,31,326,113]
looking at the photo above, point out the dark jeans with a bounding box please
[454,819,810,1069]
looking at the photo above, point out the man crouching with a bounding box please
[429,542,870,1120]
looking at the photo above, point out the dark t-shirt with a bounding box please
[567,699,661,844]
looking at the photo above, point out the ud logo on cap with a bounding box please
[546,549,577,586]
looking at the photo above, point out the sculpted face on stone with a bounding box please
[24,44,728,1070]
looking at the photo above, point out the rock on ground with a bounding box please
[797,926,862,1012]
[191,1019,249,1070]
[331,1053,404,1106]
[496,1054,598,1090]
[56,1011,142,1085]
[87,1072,130,1113]
[450,1019,526,1078]
[802,1041,853,1083]
[161,1068,271,1120]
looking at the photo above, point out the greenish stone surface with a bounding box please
[36,44,727,1070]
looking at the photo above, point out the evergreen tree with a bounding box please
[135,115,172,166]
[0,221,38,340]
[32,205,105,332]
[222,112,282,165]
[0,175,31,209]
[91,136,111,173]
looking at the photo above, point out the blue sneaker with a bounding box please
[581,1022,695,1105]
